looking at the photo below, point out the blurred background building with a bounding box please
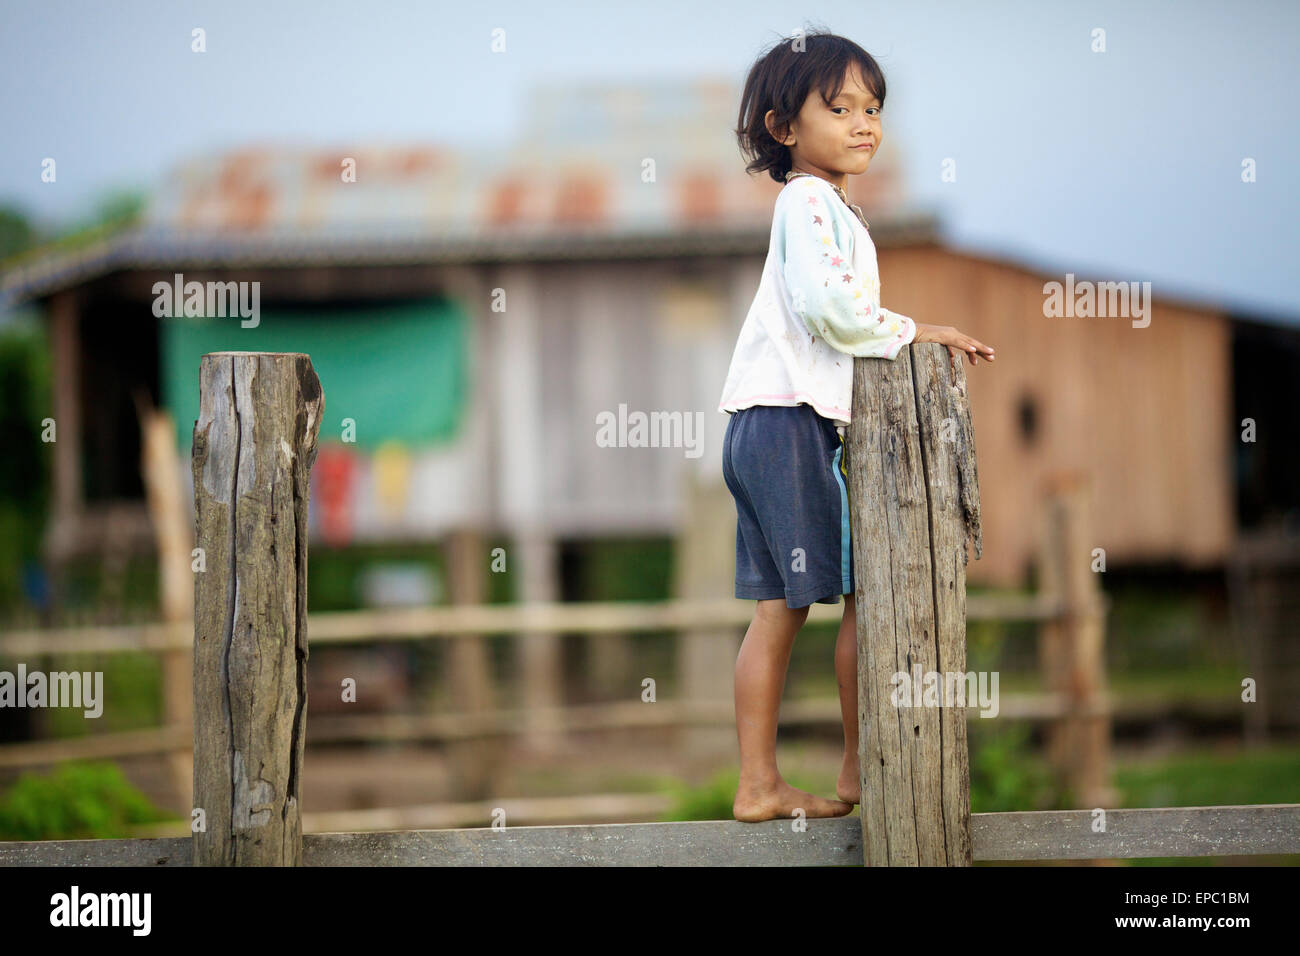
[4,79,1296,592]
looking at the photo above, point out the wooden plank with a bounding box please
[8,691,1223,770]
[972,804,1300,860]
[0,621,185,655]
[0,593,1063,656]
[302,818,862,866]
[0,837,193,867]
[283,793,675,835]
[4,806,1297,866]
[191,352,323,865]
[0,694,1076,771]
[132,793,677,836]
[0,725,189,768]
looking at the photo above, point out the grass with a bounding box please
[1111,742,1300,866]
[0,762,177,841]
[1114,741,1300,809]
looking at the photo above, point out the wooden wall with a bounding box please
[879,245,1235,586]
[515,246,1237,589]
[531,261,739,536]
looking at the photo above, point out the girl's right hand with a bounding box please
[913,323,995,365]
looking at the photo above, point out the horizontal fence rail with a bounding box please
[0,594,1072,656]
[3,805,1297,866]
[0,694,1123,771]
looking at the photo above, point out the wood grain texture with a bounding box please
[912,344,978,865]
[191,352,323,865]
[4,805,1296,866]
[849,342,980,866]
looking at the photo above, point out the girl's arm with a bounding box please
[779,183,917,360]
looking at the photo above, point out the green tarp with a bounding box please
[162,298,468,453]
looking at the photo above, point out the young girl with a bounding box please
[718,31,996,822]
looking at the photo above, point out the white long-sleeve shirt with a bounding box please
[717,171,917,430]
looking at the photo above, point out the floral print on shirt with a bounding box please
[778,181,915,360]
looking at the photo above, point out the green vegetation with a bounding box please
[1115,743,1300,812]
[28,651,165,737]
[0,321,51,617]
[0,206,35,263]
[0,762,176,841]
[660,722,1056,823]
[576,537,674,601]
[968,722,1057,812]
[0,191,145,271]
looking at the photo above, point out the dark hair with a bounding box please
[735,30,888,184]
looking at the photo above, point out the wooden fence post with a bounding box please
[137,401,195,811]
[515,528,565,754]
[191,352,323,866]
[1037,473,1114,809]
[442,528,501,798]
[848,343,981,866]
[674,472,740,762]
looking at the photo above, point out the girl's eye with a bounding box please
[832,107,881,116]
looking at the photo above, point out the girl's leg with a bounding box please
[733,597,853,822]
[834,591,861,804]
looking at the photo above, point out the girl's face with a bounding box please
[766,64,883,191]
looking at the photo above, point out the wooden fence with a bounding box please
[1,348,1296,865]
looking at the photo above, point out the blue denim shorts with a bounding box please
[721,403,853,608]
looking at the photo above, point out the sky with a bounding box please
[2,0,1298,324]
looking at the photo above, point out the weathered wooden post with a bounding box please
[442,527,501,798]
[137,401,195,810]
[1037,473,1114,809]
[674,472,741,762]
[848,343,981,866]
[191,352,323,866]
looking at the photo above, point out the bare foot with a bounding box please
[734,777,854,822]
[836,757,860,805]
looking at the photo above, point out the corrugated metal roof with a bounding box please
[0,77,932,306]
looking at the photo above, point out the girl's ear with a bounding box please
[764,109,794,147]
